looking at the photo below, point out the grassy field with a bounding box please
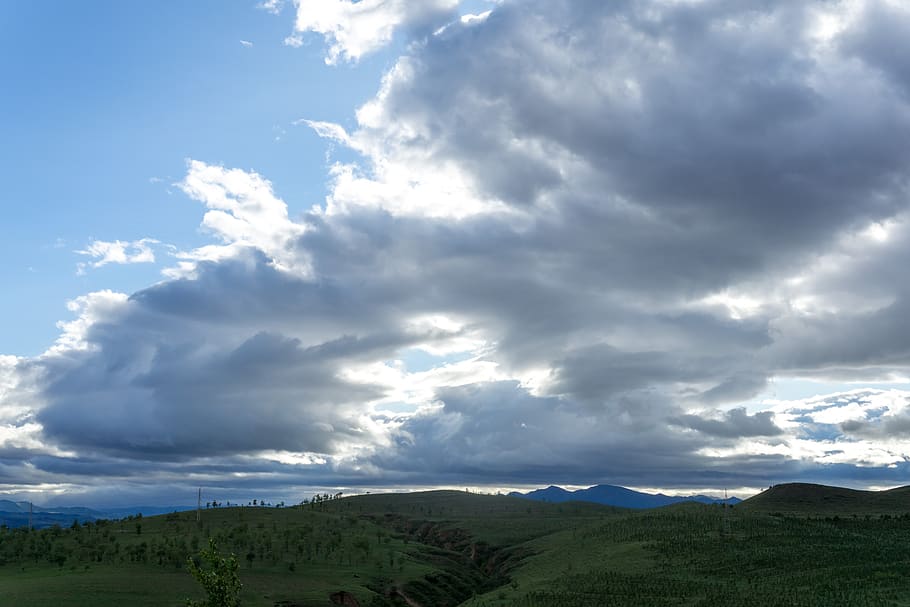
[2,485,910,606]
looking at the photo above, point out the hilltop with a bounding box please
[739,482,910,515]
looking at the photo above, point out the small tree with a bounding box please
[186,539,242,607]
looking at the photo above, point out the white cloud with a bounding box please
[258,0,285,15]
[240,39,254,48]
[293,0,460,64]
[49,291,131,354]
[176,159,307,275]
[0,356,37,420]
[692,390,910,469]
[75,238,160,274]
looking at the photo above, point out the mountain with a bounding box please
[509,484,741,509]
[518,486,575,502]
[0,500,34,513]
[738,482,910,515]
[0,500,195,529]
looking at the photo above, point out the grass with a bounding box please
[739,482,910,515]
[3,487,910,606]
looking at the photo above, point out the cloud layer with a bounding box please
[3,0,910,505]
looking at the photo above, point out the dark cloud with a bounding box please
[842,1,910,99]
[376,381,708,486]
[35,257,402,459]
[841,412,910,439]
[671,407,783,439]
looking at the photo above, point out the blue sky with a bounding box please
[1,0,383,355]
[4,0,910,507]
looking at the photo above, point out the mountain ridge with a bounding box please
[0,500,195,529]
[509,484,741,509]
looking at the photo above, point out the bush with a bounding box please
[185,539,242,607]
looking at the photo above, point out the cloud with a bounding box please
[37,320,394,460]
[258,0,284,15]
[240,39,254,48]
[671,408,784,439]
[75,238,160,274]
[172,159,307,276]
[292,0,461,64]
[286,0,910,487]
[841,0,910,99]
[4,0,910,502]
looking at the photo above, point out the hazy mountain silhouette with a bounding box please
[0,500,194,529]
[509,484,741,509]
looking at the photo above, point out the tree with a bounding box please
[185,539,242,607]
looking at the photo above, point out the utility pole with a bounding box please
[197,488,202,524]
[28,501,33,531]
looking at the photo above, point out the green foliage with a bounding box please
[4,491,910,607]
[185,539,242,607]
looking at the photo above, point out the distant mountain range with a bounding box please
[0,484,743,528]
[509,485,741,509]
[0,500,194,529]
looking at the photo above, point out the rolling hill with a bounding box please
[738,482,910,515]
[3,488,910,606]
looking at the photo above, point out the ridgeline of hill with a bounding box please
[4,485,910,606]
[739,482,910,515]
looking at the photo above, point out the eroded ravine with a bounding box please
[364,514,533,607]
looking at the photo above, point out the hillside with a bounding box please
[4,488,910,606]
[739,482,910,515]
[0,491,624,607]
[510,484,741,509]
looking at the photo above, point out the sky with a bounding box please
[3,0,910,507]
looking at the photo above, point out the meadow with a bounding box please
[1,486,910,606]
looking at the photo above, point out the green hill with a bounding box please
[0,491,622,607]
[4,488,910,606]
[738,482,910,515]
